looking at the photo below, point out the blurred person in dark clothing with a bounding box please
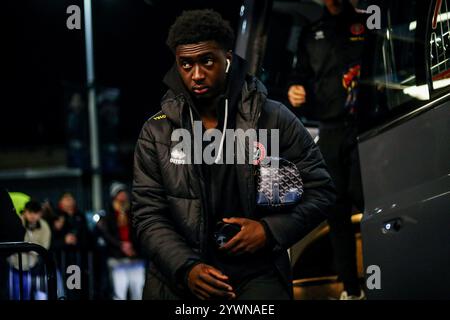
[97,182,145,300]
[0,188,26,300]
[287,0,367,299]
[51,192,90,299]
[52,192,89,251]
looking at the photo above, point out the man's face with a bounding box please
[113,191,130,213]
[59,195,76,215]
[176,41,231,101]
[115,191,129,204]
[23,210,41,225]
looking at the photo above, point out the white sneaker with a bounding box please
[339,290,366,300]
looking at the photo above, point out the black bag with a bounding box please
[256,157,303,210]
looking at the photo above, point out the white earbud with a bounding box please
[225,59,231,74]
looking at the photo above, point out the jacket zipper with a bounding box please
[247,96,262,216]
[180,95,209,255]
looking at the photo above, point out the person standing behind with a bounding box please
[51,192,89,253]
[9,200,51,300]
[97,182,145,300]
[288,0,367,300]
[51,192,90,299]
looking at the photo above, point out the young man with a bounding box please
[132,9,335,300]
[288,0,368,299]
[9,200,51,300]
[12,200,52,267]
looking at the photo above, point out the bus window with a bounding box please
[430,0,450,91]
[370,0,428,109]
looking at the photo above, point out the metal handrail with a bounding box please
[0,242,57,300]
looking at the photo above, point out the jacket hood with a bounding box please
[161,54,265,129]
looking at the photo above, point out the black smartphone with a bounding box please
[213,222,241,248]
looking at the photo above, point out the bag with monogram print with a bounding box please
[256,157,304,211]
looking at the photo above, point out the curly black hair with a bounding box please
[166,9,235,52]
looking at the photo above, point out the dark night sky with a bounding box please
[2,0,243,147]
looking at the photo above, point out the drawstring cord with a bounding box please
[189,98,229,165]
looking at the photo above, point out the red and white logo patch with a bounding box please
[253,142,267,165]
[350,23,365,36]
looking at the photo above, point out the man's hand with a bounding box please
[187,264,236,300]
[121,241,136,257]
[288,85,306,107]
[220,218,267,256]
[65,233,77,245]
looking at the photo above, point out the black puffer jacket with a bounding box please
[132,56,335,299]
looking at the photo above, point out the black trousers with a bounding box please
[318,122,364,295]
[235,270,292,300]
[143,269,292,300]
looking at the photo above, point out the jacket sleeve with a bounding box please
[261,104,336,250]
[131,123,202,288]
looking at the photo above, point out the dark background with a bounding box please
[2,0,243,149]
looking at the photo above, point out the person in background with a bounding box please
[8,200,51,300]
[287,0,367,300]
[51,192,89,252]
[50,192,90,299]
[97,182,145,300]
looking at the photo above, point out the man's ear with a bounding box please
[226,51,233,61]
